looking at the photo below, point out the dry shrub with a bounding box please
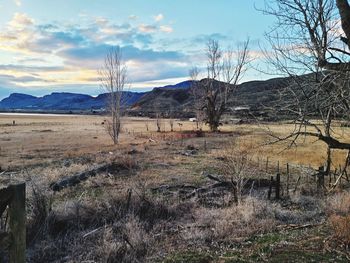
[28,216,152,263]
[326,191,350,246]
[27,188,190,262]
[216,140,260,203]
[329,215,350,246]
[93,216,152,263]
[273,195,325,225]
[27,185,54,243]
[326,191,350,215]
[183,197,276,242]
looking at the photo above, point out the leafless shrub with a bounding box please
[216,140,259,203]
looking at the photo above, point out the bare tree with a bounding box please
[99,47,127,144]
[193,39,250,132]
[262,0,350,174]
[189,66,205,131]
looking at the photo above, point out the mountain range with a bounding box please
[0,78,288,116]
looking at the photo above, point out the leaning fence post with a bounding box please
[8,183,26,263]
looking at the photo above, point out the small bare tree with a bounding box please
[153,103,162,132]
[218,140,258,203]
[193,39,250,132]
[99,47,127,144]
[169,117,174,132]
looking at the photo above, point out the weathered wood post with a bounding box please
[8,183,26,263]
[268,176,274,200]
[317,166,325,192]
[266,157,269,173]
[276,173,281,199]
[286,163,290,196]
[126,188,132,213]
[294,176,301,193]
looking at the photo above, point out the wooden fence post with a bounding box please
[276,173,281,199]
[8,183,26,263]
[268,176,273,200]
[286,163,290,196]
[266,157,269,173]
[317,166,325,192]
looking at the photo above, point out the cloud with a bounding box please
[138,24,157,33]
[160,25,173,33]
[8,13,33,29]
[58,44,184,66]
[193,33,229,44]
[14,0,21,6]
[0,12,194,93]
[153,14,164,22]
[129,15,137,20]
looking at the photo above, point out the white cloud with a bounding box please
[8,13,34,29]
[153,14,164,22]
[138,24,157,33]
[14,0,21,6]
[129,15,137,20]
[160,25,173,33]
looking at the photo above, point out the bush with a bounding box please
[329,215,350,245]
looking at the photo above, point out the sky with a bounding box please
[0,0,275,99]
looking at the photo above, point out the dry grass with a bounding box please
[182,197,276,242]
[1,114,350,170]
[1,113,350,261]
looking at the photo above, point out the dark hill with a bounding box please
[0,76,295,116]
[0,91,145,111]
[129,77,290,117]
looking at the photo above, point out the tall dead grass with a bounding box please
[327,191,350,246]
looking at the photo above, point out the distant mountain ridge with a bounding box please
[0,77,292,115]
[0,91,146,111]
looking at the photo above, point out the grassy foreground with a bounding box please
[0,114,350,262]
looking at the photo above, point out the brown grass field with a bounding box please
[1,113,350,262]
[1,113,349,170]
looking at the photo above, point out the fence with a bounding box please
[0,183,26,263]
[256,156,350,198]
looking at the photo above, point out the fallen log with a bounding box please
[204,173,275,189]
[50,162,130,191]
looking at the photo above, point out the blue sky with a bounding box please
[0,0,275,99]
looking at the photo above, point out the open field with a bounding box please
[1,114,350,262]
[1,114,350,171]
